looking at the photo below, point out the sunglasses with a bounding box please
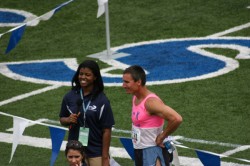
[66,140,84,149]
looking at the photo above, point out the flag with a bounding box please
[97,0,108,18]
[40,11,55,21]
[172,144,181,166]
[3,0,75,54]
[49,126,66,166]
[119,137,135,160]
[5,25,26,54]
[9,117,29,163]
[40,0,74,20]
[195,150,221,166]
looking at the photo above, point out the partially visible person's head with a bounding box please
[123,65,146,86]
[65,140,85,166]
[71,60,104,97]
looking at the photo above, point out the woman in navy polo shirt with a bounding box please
[60,60,115,166]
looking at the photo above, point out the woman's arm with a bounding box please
[102,128,112,166]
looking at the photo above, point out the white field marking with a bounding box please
[6,118,60,132]
[110,37,250,54]
[0,132,249,166]
[0,115,245,152]
[0,131,130,157]
[0,85,61,106]
[88,50,132,78]
[112,128,131,134]
[188,44,250,59]
[177,136,241,148]
[207,22,250,37]
[109,128,242,148]
[247,6,250,9]
[221,145,250,156]
[3,117,243,149]
[83,49,150,79]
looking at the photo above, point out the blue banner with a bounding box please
[119,137,135,160]
[49,126,66,166]
[5,25,26,54]
[196,150,221,166]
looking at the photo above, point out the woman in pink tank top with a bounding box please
[123,65,182,166]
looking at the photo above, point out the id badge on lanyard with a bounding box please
[79,89,92,146]
[79,127,89,146]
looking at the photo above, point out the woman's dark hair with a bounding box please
[123,65,146,86]
[71,60,104,98]
[65,140,85,157]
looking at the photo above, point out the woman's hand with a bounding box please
[155,133,165,148]
[69,112,80,124]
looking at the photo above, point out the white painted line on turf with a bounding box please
[106,127,242,148]
[222,145,250,156]
[112,128,131,134]
[0,131,130,157]
[1,114,243,149]
[0,113,245,156]
[178,136,241,148]
[188,44,250,59]
[0,85,61,106]
[207,22,250,37]
[0,132,53,148]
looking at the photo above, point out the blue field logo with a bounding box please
[0,8,38,27]
[0,37,249,86]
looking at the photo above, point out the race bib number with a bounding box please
[79,127,89,146]
[132,127,141,145]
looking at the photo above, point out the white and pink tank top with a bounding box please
[131,94,164,149]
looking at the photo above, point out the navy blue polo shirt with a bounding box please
[60,89,115,157]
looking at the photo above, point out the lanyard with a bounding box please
[80,89,92,128]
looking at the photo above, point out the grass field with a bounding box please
[0,0,250,165]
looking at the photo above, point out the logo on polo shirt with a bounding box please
[88,105,97,111]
